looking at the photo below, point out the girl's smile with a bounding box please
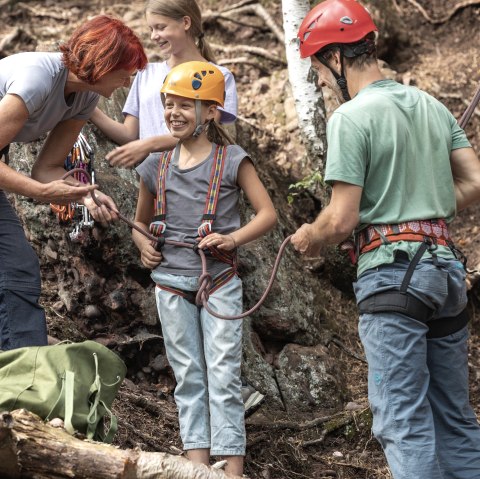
[146,12,191,56]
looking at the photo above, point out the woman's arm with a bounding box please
[0,93,96,203]
[90,108,139,145]
[197,159,277,251]
[132,179,163,268]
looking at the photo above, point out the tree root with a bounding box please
[400,0,480,24]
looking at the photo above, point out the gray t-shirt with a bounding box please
[0,52,99,142]
[123,62,237,139]
[136,143,248,277]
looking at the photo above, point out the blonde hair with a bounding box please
[145,0,216,62]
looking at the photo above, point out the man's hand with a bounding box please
[83,190,119,223]
[140,242,163,269]
[291,223,324,257]
[37,180,98,204]
[106,139,149,168]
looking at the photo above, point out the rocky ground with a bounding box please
[1,0,480,478]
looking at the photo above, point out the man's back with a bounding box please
[325,80,470,227]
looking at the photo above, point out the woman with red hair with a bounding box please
[0,15,147,352]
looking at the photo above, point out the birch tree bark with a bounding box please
[281,0,327,172]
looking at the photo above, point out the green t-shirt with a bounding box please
[324,80,471,277]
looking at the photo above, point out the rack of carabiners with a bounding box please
[50,132,95,242]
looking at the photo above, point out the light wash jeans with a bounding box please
[354,254,480,479]
[152,270,245,456]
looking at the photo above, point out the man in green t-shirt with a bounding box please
[291,1,480,478]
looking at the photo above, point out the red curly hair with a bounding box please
[60,15,147,84]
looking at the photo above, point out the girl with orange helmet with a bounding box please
[132,61,277,476]
[90,0,237,168]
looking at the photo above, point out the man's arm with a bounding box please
[291,181,362,256]
[450,147,480,211]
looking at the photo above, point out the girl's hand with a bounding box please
[197,233,237,252]
[106,139,149,168]
[140,242,163,269]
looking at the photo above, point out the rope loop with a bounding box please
[197,272,213,305]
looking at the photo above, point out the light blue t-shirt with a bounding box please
[324,80,471,276]
[0,52,99,142]
[123,62,237,140]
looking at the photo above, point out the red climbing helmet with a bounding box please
[297,0,377,58]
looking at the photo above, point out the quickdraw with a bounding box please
[50,133,95,242]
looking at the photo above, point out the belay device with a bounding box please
[50,132,95,242]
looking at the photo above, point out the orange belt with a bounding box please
[340,219,452,264]
[357,219,451,255]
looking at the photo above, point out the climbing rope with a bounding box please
[62,168,292,320]
[459,82,480,129]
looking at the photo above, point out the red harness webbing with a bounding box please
[341,219,453,264]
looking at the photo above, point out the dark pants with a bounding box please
[0,190,47,350]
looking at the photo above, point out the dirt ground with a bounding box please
[2,0,480,478]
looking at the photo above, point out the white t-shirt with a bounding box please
[123,62,237,140]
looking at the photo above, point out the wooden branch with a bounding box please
[15,2,70,20]
[224,5,285,44]
[221,0,257,13]
[217,57,269,73]
[0,409,240,479]
[210,43,286,65]
[402,0,480,24]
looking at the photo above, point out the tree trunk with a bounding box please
[0,410,240,479]
[281,0,327,172]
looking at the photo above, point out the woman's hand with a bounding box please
[140,242,163,269]
[83,190,119,223]
[197,233,237,252]
[37,180,97,204]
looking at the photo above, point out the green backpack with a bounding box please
[0,340,126,443]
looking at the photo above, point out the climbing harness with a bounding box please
[61,168,292,321]
[150,145,238,302]
[357,237,469,339]
[50,133,95,242]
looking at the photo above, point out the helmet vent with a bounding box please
[340,16,353,24]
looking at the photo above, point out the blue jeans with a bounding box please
[0,191,47,350]
[153,270,245,456]
[355,254,480,479]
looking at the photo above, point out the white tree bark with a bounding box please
[282,0,326,171]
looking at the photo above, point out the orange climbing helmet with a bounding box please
[297,0,377,58]
[161,61,225,107]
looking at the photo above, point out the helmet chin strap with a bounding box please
[315,48,351,102]
[192,99,209,137]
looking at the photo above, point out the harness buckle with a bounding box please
[154,236,165,252]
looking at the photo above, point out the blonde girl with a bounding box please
[91,0,237,168]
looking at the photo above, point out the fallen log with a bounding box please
[0,409,240,479]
